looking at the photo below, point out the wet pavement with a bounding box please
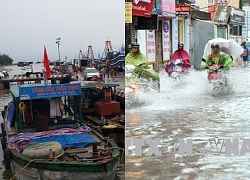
[125,66,250,180]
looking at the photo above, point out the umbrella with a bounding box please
[203,38,244,61]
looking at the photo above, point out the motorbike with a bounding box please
[125,63,160,92]
[165,59,189,81]
[125,63,160,107]
[206,64,228,96]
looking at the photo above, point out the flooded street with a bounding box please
[125,66,250,180]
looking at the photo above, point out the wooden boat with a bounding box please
[79,81,125,148]
[21,65,33,75]
[1,82,121,180]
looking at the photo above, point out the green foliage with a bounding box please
[0,53,13,65]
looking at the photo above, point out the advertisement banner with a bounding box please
[162,20,171,62]
[146,30,156,63]
[132,0,155,17]
[172,17,178,53]
[162,0,175,14]
[213,4,231,24]
[19,83,81,100]
[125,2,133,23]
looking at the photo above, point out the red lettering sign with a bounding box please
[132,0,156,17]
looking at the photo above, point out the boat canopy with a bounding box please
[76,81,120,89]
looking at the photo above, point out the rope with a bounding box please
[10,159,35,180]
[104,138,125,162]
[10,150,65,180]
[109,147,125,162]
[49,150,65,160]
[18,102,27,115]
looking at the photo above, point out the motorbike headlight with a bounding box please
[130,85,136,89]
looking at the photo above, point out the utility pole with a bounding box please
[55,37,61,65]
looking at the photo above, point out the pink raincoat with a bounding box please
[165,49,191,73]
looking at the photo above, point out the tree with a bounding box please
[0,53,13,65]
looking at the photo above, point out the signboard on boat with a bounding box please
[19,83,81,100]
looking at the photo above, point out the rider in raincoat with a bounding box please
[165,42,191,75]
[201,42,232,73]
[125,42,159,81]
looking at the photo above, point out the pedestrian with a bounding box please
[97,63,102,72]
[245,42,250,67]
[100,68,105,82]
[241,44,248,68]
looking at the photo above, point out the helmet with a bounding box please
[178,42,184,47]
[211,42,220,49]
[131,42,140,48]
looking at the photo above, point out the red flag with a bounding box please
[43,46,51,78]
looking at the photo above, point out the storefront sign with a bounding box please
[162,20,171,62]
[132,0,156,17]
[162,0,176,18]
[146,30,156,63]
[228,7,245,26]
[125,2,133,23]
[135,14,158,30]
[208,5,215,12]
[175,5,190,15]
[19,83,81,100]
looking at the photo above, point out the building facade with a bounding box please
[125,0,246,70]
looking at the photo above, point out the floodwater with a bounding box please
[0,64,125,180]
[125,66,250,180]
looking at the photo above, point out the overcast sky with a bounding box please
[0,0,124,63]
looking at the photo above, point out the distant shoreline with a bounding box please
[0,67,8,72]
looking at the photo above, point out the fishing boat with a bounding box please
[79,81,125,148]
[1,82,121,180]
[21,65,33,74]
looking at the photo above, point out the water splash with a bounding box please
[126,67,250,112]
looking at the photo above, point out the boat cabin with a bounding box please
[7,82,83,133]
[79,82,121,117]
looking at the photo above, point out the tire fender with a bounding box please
[4,148,11,169]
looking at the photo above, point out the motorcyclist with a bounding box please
[165,42,191,75]
[125,42,147,66]
[201,42,232,73]
[125,42,159,81]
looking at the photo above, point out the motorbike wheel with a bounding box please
[212,82,224,96]
[170,72,180,80]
